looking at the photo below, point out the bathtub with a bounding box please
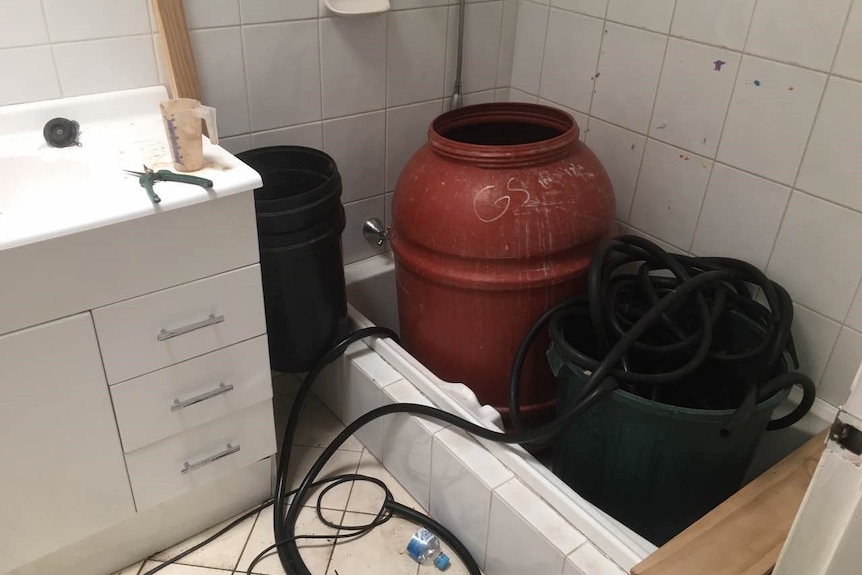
[330,253,836,572]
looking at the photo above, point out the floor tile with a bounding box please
[113,562,143,575]
[326,512,421,575]
[150,512,257,570]
[292,395,364,452]
[285,446,363,510]
[140,562,232,574]
[237,505,340,575]
[347,450,423,515]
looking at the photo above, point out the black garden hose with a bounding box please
[273,236,816,575]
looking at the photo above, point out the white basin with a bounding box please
[0,86,261,251]
[0,156,94,215]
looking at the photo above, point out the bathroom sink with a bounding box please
[0,156,95,215]
[0,86,260,251]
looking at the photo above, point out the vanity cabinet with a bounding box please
[0,314,136,570]
[0,193,276,575]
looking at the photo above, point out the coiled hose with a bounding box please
[274,235,816,575]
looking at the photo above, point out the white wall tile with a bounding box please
[239,0,317,23]
[380,380,444,510]
[251,122,324,149]
[190,27,250,137]
[0,0,48,48]
[551,0,607,18]
[218,134,252,155]
[819,328,862,407]
[650,39,739,157]
[445,1,504,96]
[431,429,514,571]
[791,304,842,383]
[43,0,150,42]
[768,192,862,321]
[565,544,626,575]
[606,0,675,33]
[834,1,862,81]
[385,99,443,190]
[53,36,158,97]
[717,56,827,184]
[344,195,388,264]
[510,0,549,94]
[670,0,756,51]
[184,0,240,28]
[583,119,646,221]
[320,15,387,118]
[0,46,60,106]
[324,111,386,203]
[243,21,321,131]
[592,23,667,133]
[497,0,520,88]
[538,99,588,139]
[508,87,539,102]
[746,0,852,71]
[342,346,388,456]
[464,90,498,106]
[629,139,712,250]
[797,77,862,212]
[486,479,586,575]
[538,9,603,114]
[691,164,790,269]
[387,7,448,107]
[390,0,449,8]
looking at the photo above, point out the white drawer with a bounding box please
[93,265,267,384]
[125,401,276,510]
[111,336,273,452]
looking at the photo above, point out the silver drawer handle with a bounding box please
[171,382,235,412]
[158,314,225,341]
[181,443,241,475]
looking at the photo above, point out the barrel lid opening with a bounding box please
[429,103,580,167]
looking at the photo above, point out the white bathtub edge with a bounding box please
[347,303,653,570]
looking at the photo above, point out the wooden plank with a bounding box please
[631,430,828,575]
[152,0,200,100]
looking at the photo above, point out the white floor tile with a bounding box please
[292,395,364,452]
[347,450,423,515]
[150,512,257,570]
[286,446,363,510]
[237,506,339,575]
[326,513,421,575]
[112,562,143,575]
[139,562,230,574]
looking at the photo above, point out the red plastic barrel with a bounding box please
[390,103,616,427]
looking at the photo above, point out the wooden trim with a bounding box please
[152,0,200,100]
[631,430,828,575]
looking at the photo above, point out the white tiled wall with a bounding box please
[509,0,862,408]
[0,0,517,266]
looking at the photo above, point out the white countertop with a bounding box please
[0,86,262,251]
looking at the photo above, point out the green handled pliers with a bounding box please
[124,165,214,204]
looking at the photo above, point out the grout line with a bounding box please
[582,0,611,121]
[232,507,263,573]
[317,17,326,122]
[621,1,677,230]
[533,2,553,97]
[492,0,507,90]
[684,0,756,252]
[238,25,255,139]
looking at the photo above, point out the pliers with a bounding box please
[124,165,214,204]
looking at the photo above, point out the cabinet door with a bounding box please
[0,314,135,573]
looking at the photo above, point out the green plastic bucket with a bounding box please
[548,318,791,545]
